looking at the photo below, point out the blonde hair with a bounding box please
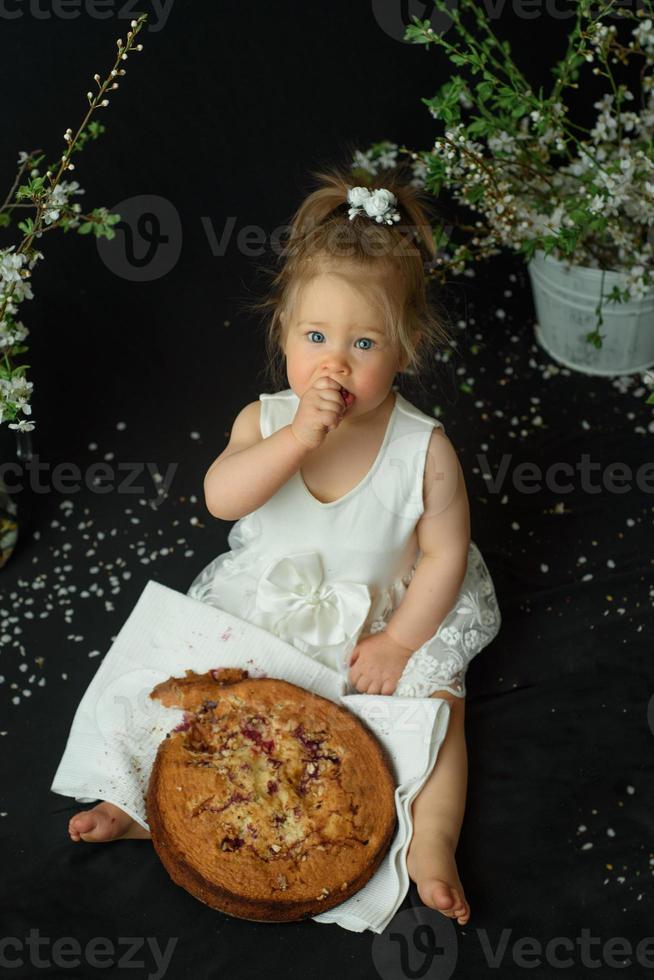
[243,157,455,396]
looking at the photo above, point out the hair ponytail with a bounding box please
[242,153,454,396]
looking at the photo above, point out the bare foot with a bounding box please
[68,802,151,843]
[406,829,470,925]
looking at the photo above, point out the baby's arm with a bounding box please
[385,429,470,652]
[204,401,310,521]
[349,429,470,695]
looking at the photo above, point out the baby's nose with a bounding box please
[321,357,350,375]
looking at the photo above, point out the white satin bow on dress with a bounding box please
[254,551,371,648]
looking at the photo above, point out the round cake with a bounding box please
[146,667,397,922]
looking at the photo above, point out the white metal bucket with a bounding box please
[527,249,654,376]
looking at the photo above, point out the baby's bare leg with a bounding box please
[69,801,151,843]
[406,693,471,925]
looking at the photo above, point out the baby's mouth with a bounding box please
[339,385,355,409]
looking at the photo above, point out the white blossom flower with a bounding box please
[632,18,654,54]
[410,157,428,188]
[8,418,35,432]
[588,194,605,215]
[377,144,399,169]
[488,130,516,155]
[0,245,26,287]
[42,180,85,226]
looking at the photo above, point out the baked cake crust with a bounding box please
[146,667,397,922]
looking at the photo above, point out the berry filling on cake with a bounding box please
[174,696,371,865]
[339,385,355,408]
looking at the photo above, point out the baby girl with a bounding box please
[67,164,501,927]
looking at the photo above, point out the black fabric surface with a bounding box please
[1,3,653,977]
[2,252,652,979]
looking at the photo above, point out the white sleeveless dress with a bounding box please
[187,388,501,699]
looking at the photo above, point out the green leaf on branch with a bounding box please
[94,224,115,240]
[467,117,491,137]
[76,208,121,239]
[465,184,487,204]
[405,18,434,45]
[16,176,47,201]
[521,239,538,261]
[76,120,106,151]
[17,217,36,235]
[585,331,604,349]
[475,81,494,102]
[0,212,11,228]
[542,236,559,258]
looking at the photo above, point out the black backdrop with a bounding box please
[1,3,653,979]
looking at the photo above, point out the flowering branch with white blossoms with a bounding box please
[352,0,654,407]
[0,14,148,435]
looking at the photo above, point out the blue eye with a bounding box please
[306,331,376,350]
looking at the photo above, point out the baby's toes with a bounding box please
[456,902,471,925]
[450,889,466,915]
[68,805,128,843]
[69,811,97,841]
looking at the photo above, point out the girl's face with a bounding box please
[282,272,405,425]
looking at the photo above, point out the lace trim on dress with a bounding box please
[391,540,501,699]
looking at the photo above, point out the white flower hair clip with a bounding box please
[346,186,401,225]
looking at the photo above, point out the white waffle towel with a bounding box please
[51,580,451,934]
